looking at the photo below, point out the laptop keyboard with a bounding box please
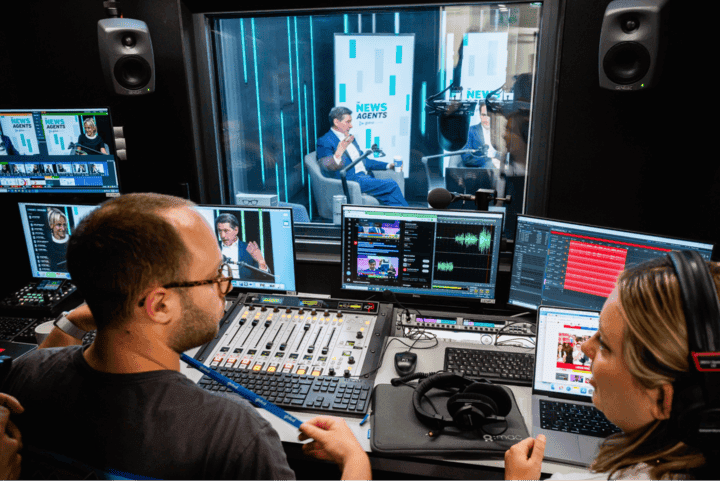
[540,399,621,438]
[444,346,534,386]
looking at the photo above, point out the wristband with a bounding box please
[53,311,88,340]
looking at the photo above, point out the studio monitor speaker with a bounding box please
[98,18,155,95]
[599,0,668,91]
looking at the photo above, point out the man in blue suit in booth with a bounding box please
[215,213,273,282]
[316,106,408,206]
[461,103,501,169]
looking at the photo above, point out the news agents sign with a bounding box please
[41,115,82,156]
[0,114,40,156]
[334,34,415,178]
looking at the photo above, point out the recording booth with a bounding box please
[1,0,718,479]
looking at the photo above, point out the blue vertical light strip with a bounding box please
[251,19,265,186]
[396,45,402,63]
[258,210,265,256]
[389,75,396,96]
[440,10,447,91]
[421,81,427,135]
[344,14,348,33]
[406,94,410,111]
[395,12,400,34]
[281,111,288,202]
[241,210,246,242]
[303,84,310,157]
[365,129,371,149]
[287,18,294,102]
[310,17,317,159]
[294,17,304,185]
[339,84,346,102]
[240,19,248,83]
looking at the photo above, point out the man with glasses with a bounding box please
[0,193,370,480]
[461,103,501,169]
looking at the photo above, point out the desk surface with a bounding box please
[181,336,588,478]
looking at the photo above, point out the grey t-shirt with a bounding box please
[1,345,296,479]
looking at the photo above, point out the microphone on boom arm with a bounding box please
[67,142,104,155]
[427,187,512,212]
[425,42,477,151]
[222,255,275,279]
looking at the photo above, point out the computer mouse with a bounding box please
[394,351,417,376]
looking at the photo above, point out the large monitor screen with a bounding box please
[341,205,503,302]
[18,202,99,279]
[508,215,715,311]
[1,108,120,194]
[196,205,296,293]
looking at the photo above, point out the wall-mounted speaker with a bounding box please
[599,0,668,91]
[98,18,155,95]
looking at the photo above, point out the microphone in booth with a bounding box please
[425,42,477,151]
[427,187,503,211]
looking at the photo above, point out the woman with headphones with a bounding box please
[506,252,718,480]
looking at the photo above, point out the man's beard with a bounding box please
[168,295,220,354]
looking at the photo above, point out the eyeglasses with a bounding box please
[138,263,233,307]
[240,199,259,205]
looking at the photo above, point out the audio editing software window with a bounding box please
[0,108,120,194]
[341,205,503,301]
[508,215,715,311]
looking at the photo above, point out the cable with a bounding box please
[350,328,439,380]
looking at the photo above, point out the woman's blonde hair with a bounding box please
[591,256,718,479]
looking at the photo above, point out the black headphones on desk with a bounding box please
[411,372,512,437]
[667,250,720,449]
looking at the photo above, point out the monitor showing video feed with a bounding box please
[1,108,120,194]
[508,215,715,311]
[195,205,296,293]
[18,202,100,279]
[341,205,503,302]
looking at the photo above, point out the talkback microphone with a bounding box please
[428,187,507,211]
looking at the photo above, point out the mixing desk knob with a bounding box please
[311,309,317,316]
[344,369,351,378]
[248,305,256,311]
[356,331,363,339]
[273,307,280,313]
[328,368,336,376]
[286,308,292,314]
[323,310,330,317]
[261,306,268,312]
[299,308,304,314]
[348,356,355,364]
[336,311,343,318]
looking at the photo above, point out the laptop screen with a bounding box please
[534,306,600,400]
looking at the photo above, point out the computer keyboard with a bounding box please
[444,346,534,386]
[540,399,621,438]
[197,367,373,416]
[0,316,49,343]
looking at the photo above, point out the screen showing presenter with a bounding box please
[215,213,274,282]
[75,118,107,155]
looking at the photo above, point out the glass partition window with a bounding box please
[208,3,542,235]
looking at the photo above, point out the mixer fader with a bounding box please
[192,294,394,416]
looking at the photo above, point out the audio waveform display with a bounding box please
[437,261,454,272]
[454,230,492,253]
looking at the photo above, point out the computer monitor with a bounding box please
[18,202,100,280]
[0,108,120,194]
[508,215,715,311]
[196,205,296,293]
[341,205,503,302]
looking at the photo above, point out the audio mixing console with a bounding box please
[193,293,395,415]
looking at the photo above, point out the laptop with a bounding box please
[531,306,621,466]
